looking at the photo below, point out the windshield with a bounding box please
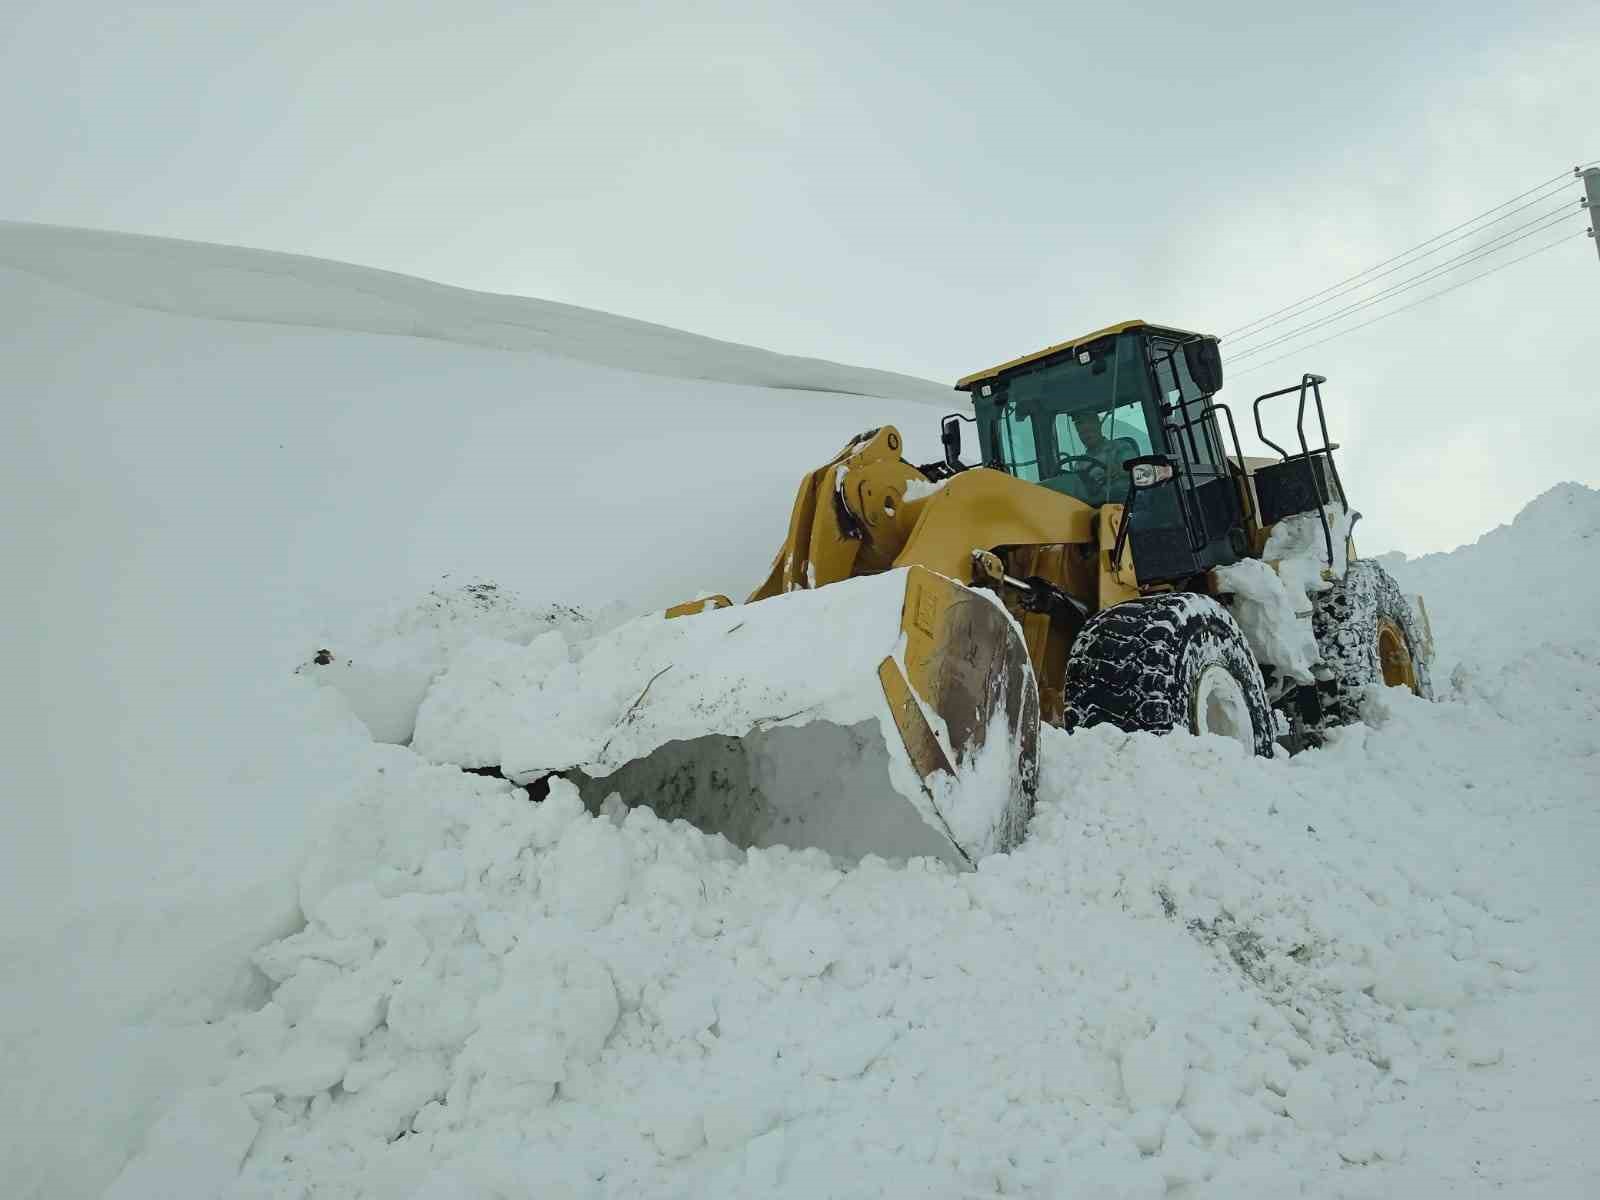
[987,332,1153,505]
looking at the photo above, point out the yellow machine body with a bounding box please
[650,423,1143,862]
[483,319,1432,867]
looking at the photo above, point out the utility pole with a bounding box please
[1581,166,1600,262]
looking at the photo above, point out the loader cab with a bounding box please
[957,321,1251,584]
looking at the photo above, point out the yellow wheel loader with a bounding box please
[432,320,1432,868]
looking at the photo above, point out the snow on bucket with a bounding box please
[412,568,1038,867]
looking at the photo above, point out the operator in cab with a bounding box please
[1068,409,1141,502]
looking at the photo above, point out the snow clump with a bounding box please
[108,644,1578,1198]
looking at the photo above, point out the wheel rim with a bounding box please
[1375,618,1419,693]
[1191,664,1255,750]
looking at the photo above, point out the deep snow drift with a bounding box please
[1375,479,1600,679]
[99,488,1600,1199]
[3,225,1597,1199]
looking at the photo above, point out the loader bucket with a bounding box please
[417,567,1039,867]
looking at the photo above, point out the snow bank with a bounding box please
[0,230,948,926]
[0,223,952,1199]
[1380,481,1600,678]
[0,222,950,403]
[101,493,1600,1197]
[105,650,1595,1198]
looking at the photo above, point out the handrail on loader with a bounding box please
[1252,373,1346,566]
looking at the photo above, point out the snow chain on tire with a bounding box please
[1308,558,1434,731]
[1062,593,1276,757]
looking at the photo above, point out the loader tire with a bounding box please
[1062,594,1275,757]
[1309,558,1433,730]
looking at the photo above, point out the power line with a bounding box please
[1227,204,1584,362]
[1229,202,1581,360]
[1225,184,1581,347]
[1226,230,1584,380]
[1223,168,1577,341]
[1222,167,1577,342]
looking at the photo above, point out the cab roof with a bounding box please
[954,319,1206,391]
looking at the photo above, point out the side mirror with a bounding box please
[1124,454,1177,489]
[940,414,963,470]
[1183,337,1224,395]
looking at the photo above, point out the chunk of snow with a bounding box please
[1264,502,1353,584]
[1211,558,1319,685]
[900,476,948,502]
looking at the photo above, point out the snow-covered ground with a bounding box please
[3,225,1596,1199]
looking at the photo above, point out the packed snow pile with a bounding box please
[97,484,1600,1198]
[1378,481,1600,678]
[311,570,1028,869]
[297,583,596,748]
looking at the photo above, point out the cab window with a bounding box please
[995,402,1040,482]
[1150,338,1226,474]
[1053,404,1152,459]
[984,331,1154,505]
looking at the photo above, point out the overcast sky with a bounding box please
[3,0,1595,554]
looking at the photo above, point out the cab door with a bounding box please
[1125,336,1248,581]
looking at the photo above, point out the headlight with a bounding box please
[1130,462,1175,488]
